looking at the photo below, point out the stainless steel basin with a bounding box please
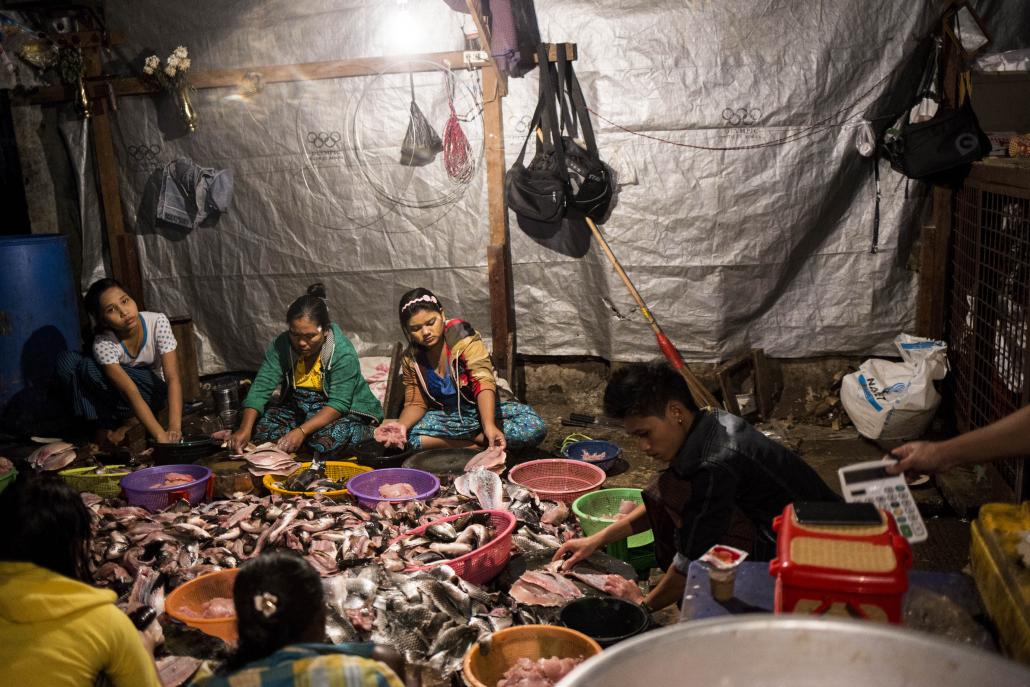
[558,615,1030,687]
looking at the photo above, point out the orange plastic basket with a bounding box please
[462,625,601,687]
[165,568,239,644]
[508,459,606,504]
[263,461,371,500]
[390,509,516,585]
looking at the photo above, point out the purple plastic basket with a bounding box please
[120,464,213,512]
[345,467,440,509]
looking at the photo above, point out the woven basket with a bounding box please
[508,459,606,504]
[263,461,371,500]
[462,625,601,687]
[60,465,131,499]
[390,509,516,585]
[165,568,239,644]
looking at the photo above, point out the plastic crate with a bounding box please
[970,501,1030,662]
[344,467,440,509]
[120,465,213,512]
[263,461,371,500]
[390,509,515,585]
[59,465,131,499]
[508,459,605,504]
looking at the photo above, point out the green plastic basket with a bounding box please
[0,466,17,495]
[573,488,655,550]
[573,488,657,574]
[59,465,131,499]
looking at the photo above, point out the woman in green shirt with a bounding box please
[229,284,383,457]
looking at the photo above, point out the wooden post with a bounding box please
[81,45,145,306]
[468,0,516,377]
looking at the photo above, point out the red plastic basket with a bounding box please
[508,459,606,504]
[390,509,516,585]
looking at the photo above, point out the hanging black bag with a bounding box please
[881,38,991,183]
[504,46,569,224]
[553,49,615,222]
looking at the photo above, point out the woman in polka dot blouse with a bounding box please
[56,278,182,447]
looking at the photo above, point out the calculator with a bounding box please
[837,460,927,543]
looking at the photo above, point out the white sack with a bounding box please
[840,334,949,440]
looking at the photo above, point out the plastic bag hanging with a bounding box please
[399,71,443,167]
[442,70,475,183]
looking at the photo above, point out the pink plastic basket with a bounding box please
[344,467,440,509]
[390,509,516,585]
[508,459,606,504]
[120,464,213,512]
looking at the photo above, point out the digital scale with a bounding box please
[838,460,927,543]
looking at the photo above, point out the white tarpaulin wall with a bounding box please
[92,0,943,373]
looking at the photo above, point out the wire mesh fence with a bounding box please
[948,175,1029,500]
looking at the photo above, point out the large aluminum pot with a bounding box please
[557,615,1030,687]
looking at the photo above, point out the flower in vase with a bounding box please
[173,45,188,59]
[144,55,160,70]
[164,64,177,78]
[179,57,191,71]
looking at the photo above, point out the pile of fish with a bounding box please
[326,562,513,675]
[509,567,583,607]
[82,468,642,677]
[383,513,496,569]
[28,440,77,471]
[497,656,585,687]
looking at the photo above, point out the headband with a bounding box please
[401,294,440,313]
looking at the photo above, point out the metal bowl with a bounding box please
[558,615,1030,687]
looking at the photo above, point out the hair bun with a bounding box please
[306,283,327,300]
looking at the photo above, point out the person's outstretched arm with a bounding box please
[886,405,1030,475]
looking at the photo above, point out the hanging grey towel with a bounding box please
[156,158,234,230]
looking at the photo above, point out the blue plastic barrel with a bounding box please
[0,235,81,424]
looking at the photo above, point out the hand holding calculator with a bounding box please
[838,459,927,543]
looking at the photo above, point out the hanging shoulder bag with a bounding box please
[553,50,615,222]
[504,46,569,223]
[881,38,991,184]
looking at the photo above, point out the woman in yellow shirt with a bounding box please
[0,474,161,687]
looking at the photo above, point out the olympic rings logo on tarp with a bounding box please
[127,144,161,163]
[307,131,342,149]
[721,107,762,127]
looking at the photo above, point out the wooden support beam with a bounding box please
[82,46,145,307]
[18,51,482,105]
[482,63,514,376]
